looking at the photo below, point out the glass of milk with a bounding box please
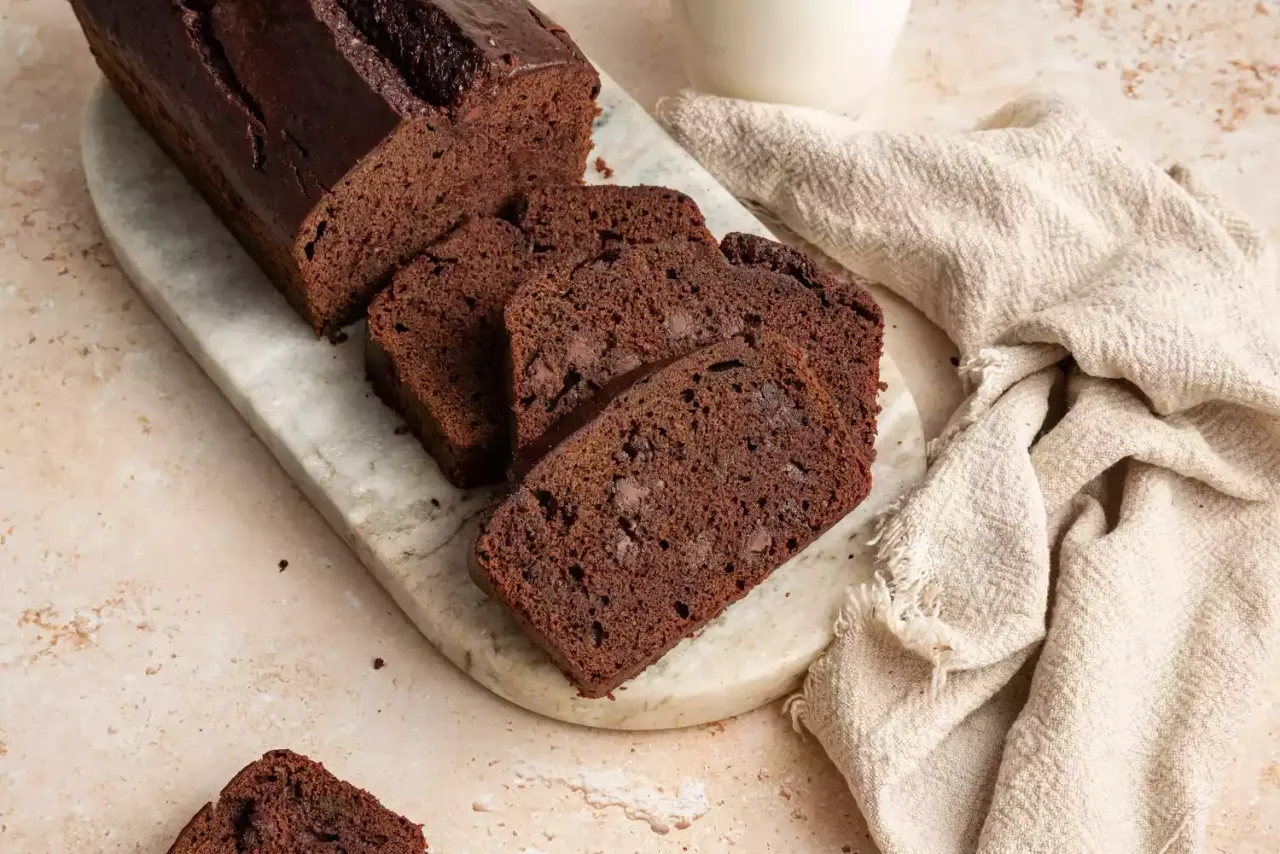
[673,0,911,115]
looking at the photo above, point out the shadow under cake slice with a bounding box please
[366,185,715,488]
[166,749,425,853]
[504,238,884,471]
[474,333,868,698]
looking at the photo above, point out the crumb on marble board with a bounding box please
[278,559,289,571]
[594,156,614,179]
[373,657,386,670]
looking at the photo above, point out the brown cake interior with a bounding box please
[475,334,867,697]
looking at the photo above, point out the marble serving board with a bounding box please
[81,71,926,730]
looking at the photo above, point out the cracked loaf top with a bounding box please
[70,0,599,331]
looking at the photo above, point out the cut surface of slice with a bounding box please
[474,334,869,698]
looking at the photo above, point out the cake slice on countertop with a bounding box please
[474,333,869,698]
[366,185,716,488]
[166,749,425,853]
[504,237,883,470]
[69,0,600,334]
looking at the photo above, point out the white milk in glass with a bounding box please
[673,0,911,115]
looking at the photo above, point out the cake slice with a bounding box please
[366,186,715,488]
[504,238,883,469]
[69,0,600,333]
[474,334,869,698]
[166,749,425,853]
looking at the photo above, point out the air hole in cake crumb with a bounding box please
[787,538,799,550]
[702,405,711,415]
[709,359,744,373]
[432,150,443,159]
[667,268,679,280]
[692,373,702,384]
[757,497,767,508]
[659,540,670,550]
[591,622,605,646]
[394,323,408,333]
[690,285,700,295]
[599,595,610,605]
[724,562,735,573]
[303,220,327,260]
[681,389,695,403]
[535,490,559,521]
[569,564,584,583]
[464,296,477,309]
[675,602,690,619]
[522,569,531,582]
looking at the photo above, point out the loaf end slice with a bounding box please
[475,333,869,698]
[166,749,425,853]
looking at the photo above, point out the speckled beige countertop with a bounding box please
[1,1,1277,852]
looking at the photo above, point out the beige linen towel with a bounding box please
[659,94,1280,853]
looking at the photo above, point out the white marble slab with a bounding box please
[80,70,926,730]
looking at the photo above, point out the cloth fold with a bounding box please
[659,92,1280,854]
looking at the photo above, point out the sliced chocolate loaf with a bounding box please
[504,237,884,469]
[166,749,425,853]
[474,334,868,697]
[366,185,715,488]
[721,232,885,451]
[69,0,600,333]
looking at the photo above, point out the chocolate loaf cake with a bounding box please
[474,334,868,697]
[69,0,600,334]
[366,185,715,487]
[166,749,425,853]
[504,237,884,469]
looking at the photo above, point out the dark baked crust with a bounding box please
[69,0,599,333]
[166,749,425,853]
[474,334,869,697]
[365,186,715,488]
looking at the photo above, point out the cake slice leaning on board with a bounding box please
[475,333,872,698]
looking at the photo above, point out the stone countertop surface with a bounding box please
[0,1,1276,852]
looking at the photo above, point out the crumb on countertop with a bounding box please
[594,156,614,179]
[278,559,289,571]
[373,657,386,670]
